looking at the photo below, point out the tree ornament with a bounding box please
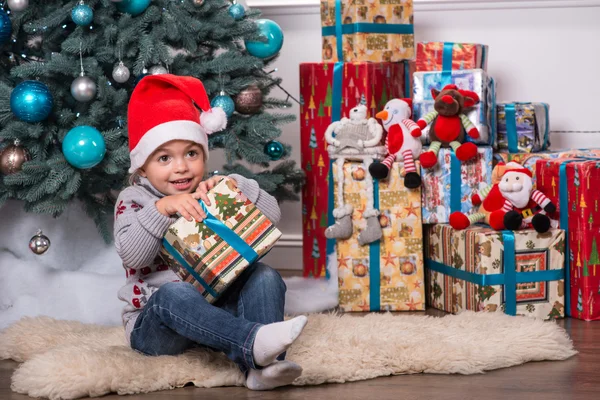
[7,0,29,12]
[228,2,245,20]
[71,1,94,26]
[134,73,149,87]
[71,43,97,102]
[245,19,284,59]
[234,85,262,114]
[117,0,151,16]
[211,91,235,117]
[193,0,205,5]
[29,230,51,255]
[62,126,106,169]
[112,61,130,83]
[71,75,97,102]
[10,81,54,122]
[264,140,284,160]
[0,140,30,175]
[149,65,168,75]
[0,9,11,45]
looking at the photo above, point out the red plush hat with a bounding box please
[503,162,533,178]
[127,74,227,173]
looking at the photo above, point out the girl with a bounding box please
[115,74,307,391]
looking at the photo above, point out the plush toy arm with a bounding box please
[402,119,422,137]
[531,190,555,212]
[460,114,480,139]
[471,184,493,206]
[324,121,340,146]
[417,110,438,130]
[361,119,384,147]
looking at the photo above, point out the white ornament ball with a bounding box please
[71,75,97,102]
[149,65,168,75]
[8,0,29,12]
[112,61,130,83]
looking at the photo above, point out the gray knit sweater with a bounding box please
[114,174,281,343]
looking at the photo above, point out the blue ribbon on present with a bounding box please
[441,42,454,87]
[161,202,259,299]
[505,103,519,153]
[370,178,381,311]
[325,0,414,61]
[559,161,575,316]
[425,231,565,315]
[404,61,411,98]
[450,152,462,213]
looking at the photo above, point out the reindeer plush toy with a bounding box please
[418,84,481,169]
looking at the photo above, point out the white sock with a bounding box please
[252,316,308,367]
[246,361,303,391]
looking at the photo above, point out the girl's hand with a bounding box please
[195,175,236,206]
[156,193,207,222]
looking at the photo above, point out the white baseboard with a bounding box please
[249,0,600,15]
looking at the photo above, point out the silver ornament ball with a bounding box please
[71,75,97,102]
[148,65,168,75]
[29,230,51,255]
[8,0,29,12]
[112,62,130,83]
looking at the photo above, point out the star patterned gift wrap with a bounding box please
[425,225,566,320]
[320,0,414,62]
[421,147,493,224]
[159,177,282,303]
[333,161,425,312]
[300,61,412,278]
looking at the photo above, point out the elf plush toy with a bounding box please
[324,104,387,245]
[450,162,557,233]
[368,98,423,189]
[418,84,481,169]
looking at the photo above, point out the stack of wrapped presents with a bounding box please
[300,0,600,321]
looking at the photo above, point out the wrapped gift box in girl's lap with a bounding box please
[159,177,282,303]
[299,61,412,278]
[320,0,415,63]
[425,224,566,319]
[333,161,425,312]
[536,158,600,320]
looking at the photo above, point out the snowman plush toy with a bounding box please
[324,104,387,245]
[369,98,423,188]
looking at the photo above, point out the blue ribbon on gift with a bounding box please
[450,152,461,213]
[505,103,519,153]
[558,160,577,316]
[162,201,259,300]
[325,0,414,61]
[425,231,565,315]
[370,178,381,311]
[441,42,454,87]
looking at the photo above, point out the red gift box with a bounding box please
[299,62,412,278]
[415,42,488,72]
[536,158,600,321]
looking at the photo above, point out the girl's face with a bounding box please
[140,140,205,196]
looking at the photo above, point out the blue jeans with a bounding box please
[130,262,286,373]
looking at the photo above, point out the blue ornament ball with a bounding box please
[228,3,245,20]
[245,19,284,59]
[10,81,54,123]
[62,126,106,169]
[0,9,12,45]
[71,4,94,26]
[211,93,235,118]
[117,0,151,16]
[264,140,284,161]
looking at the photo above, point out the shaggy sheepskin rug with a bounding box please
[0,312,576,399]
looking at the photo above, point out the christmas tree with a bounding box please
[311,236,320,277]
[0,0,302,242]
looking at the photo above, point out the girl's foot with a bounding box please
[252,316,308,367]
[246,361,302,391]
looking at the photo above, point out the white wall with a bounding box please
[251,0,600,270]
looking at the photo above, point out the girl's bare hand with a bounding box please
[156,193,206,222]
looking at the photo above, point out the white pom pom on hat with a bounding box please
[127,74,228,173]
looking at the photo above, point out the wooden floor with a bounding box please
[1,311,599,400]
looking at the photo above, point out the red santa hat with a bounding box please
[127,74,227,173]
[502,161,533,178]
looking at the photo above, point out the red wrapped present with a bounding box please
[415,42,488,72]
[300,62,412,278]
[536,158,600,320]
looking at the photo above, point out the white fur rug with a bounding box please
[0,312,576,400]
